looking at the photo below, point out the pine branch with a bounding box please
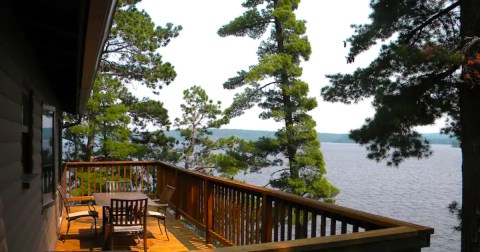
[63,116,82,129]
[245,81,279,101]
[403,0,460,43]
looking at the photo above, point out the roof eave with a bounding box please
[77,0,117,114]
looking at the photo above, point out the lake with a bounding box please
[235,142,462,251]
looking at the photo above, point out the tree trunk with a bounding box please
[273,0,298,180]
[459,1,480,251]
[86,133,95,161]
[458,85,480,252]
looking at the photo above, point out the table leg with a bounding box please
[102,206,107,234]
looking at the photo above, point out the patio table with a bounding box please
[93,192,159,247]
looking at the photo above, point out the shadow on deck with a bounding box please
[54,205,215,251]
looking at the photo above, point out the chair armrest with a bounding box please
[87,202,97,212]
[156,203,168,212]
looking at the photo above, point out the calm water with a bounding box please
[235,143,462,251]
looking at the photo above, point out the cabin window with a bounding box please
[41,105,55,205]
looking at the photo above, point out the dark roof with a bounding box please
[12,0,116,114]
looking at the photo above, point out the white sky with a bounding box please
[135,0,444,134]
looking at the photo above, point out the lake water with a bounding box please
[235,142,462,251]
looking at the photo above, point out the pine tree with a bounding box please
[218,0,338,201]
[63,0,181,161]
[321,1,480,250]
[174,86,223,170]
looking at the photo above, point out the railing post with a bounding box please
[174,168,180,220]
[61,163,67,190]
[204,179,213,244]
[156,162,161,199]
[261,192,272,243]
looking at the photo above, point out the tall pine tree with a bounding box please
[218,0,338,201]
[321,1,480,250]
[63,0,181,161]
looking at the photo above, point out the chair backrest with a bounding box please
[158,185,176,204]
[106,181,133,192]
[109,198,147,227]
[57,185,71,215]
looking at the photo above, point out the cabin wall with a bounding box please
[0,2,63,251]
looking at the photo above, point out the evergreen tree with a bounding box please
[174,86,223,170]
[218,0,338,201]
[63,0,181,161]
[321,1,480,250]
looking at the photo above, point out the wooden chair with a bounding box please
[57,185,98,240]
[148,185,175,240]
[107,198,148,252]
[106,180,133,192]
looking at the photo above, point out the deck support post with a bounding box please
[174,168,180,220]
[261,193,272,243]
[204,179,213,244]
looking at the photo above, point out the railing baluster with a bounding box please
[280,200,285,241]
[245,192,252,245]
[204,179,213,244]
[240,191,247,245]
[236,190,241,245]
[230,187,235,243]
[141,164,144,192]
[353,221,359,233]
[330,216,337,235]
[287,204,292,240]
[303,209,308,238]
[295,207,301,239]
[311,213,317,237]
[250,193,255,244]
[80,165,84,196]
[225,186,229,241]
[219,186,224,237]
[87,165,91,196]
[130,165,133,189]
[321,213,326,236]
[341,218,348,234]
[273,200,278,242]
[117,164,120,181]
[262,193,272,243]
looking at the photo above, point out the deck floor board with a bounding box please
[55,205,215,251]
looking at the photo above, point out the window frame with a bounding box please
[41,104,56,206]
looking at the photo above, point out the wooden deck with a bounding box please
[55,205,215,251]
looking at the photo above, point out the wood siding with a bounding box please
[0,1,63,251]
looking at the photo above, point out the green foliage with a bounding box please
[103,0,182,91]
[63,0,181,162]
[321,2,480,249]
[322,0,462,166]
[174,86,224,170]
[448,200,462,232]
[218,0,338,201]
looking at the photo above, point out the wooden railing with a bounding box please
[63,161,433,251]
[62,161,160,201]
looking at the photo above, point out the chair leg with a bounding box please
[164,218,169,241]
[157,218,163,235]
[93,217,97,236]
[144,231,147,252]
[110,229,114,251]
[66,221,71,237]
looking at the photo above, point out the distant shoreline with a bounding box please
[166,128,460,146]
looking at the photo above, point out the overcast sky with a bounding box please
[136,0,443,134]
